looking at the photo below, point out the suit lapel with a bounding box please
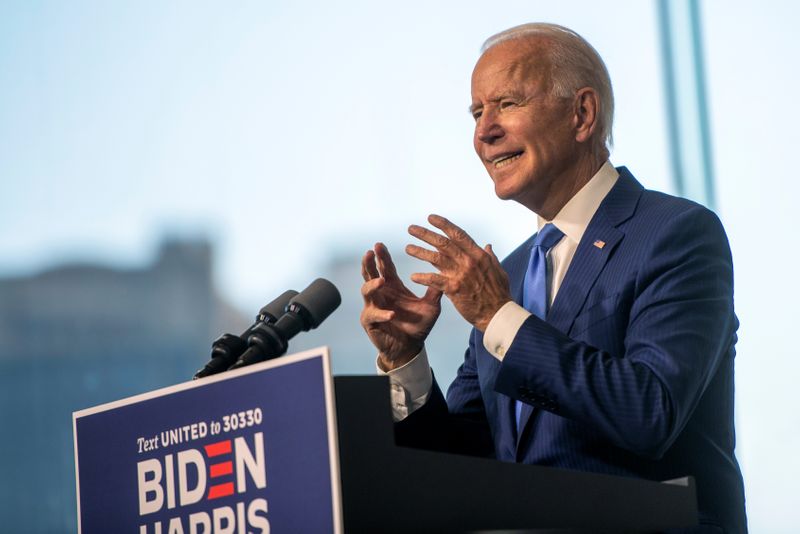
[498,234,536,441]
[506,233,536,306]
[545,221,623,334]
[515,168,643,440]
[547,168,642,335]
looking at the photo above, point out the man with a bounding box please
[359,23,746,532]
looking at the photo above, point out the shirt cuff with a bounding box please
[376,348,433,421]
[483,301,531,361]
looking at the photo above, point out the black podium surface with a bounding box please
[334,375,697,533]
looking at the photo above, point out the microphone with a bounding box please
[193,290,298,379]
[257,290,301,323]
[228,278,341,370]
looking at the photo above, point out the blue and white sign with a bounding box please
[73,347,342,533]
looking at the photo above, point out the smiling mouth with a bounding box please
[492,151,523,168]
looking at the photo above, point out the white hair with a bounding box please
[482,23,614,150]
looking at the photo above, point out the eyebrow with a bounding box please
[468,93,521,114]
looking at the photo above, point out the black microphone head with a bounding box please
[258,290,298,323]
[289,278,341,329]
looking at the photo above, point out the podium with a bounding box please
[335,375,696,533]
[74,348,696,533]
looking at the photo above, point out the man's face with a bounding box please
[471,39,578,213]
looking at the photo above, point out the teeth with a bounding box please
[493,153,522,168]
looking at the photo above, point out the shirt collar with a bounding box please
[537,160,619,244]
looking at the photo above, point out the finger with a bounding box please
[360,306,395,326]
[374,242,401,281]
[485,243,503,269]
[362,249,379,281]
[405,243,444,267]
[410,272,448,292]
[408,224,456,257]
[360,277,385,301]
[428,214,483,259]
[423,286,444,304]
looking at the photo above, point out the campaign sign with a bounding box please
[73,347,342,534]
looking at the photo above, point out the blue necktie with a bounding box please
[516,223,564,430]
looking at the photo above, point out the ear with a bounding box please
[572,87,600,144]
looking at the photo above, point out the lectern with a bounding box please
[335,375,697,533]
[73,348,696,533]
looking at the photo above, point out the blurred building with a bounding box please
[0,238,247,533]
[0,236,473,533]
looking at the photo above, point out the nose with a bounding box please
[474,109,504,145]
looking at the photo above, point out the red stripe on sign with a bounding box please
[207,482,235,500]
[209,461,233,478]
[204,440,232,457]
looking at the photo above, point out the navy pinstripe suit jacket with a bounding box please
[398,168,747,532]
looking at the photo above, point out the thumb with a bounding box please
[485,244,502,267]
[423,286,443,304]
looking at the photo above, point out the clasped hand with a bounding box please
[360,214,512,370]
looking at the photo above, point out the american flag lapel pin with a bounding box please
[593,239,606,249]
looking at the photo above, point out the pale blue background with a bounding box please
[1,1,797,531]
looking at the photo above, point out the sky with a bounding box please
[0,0,670,311]
[1,1,798,531]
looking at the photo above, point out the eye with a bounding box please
[471,109,483,121]
[500,100,516,110]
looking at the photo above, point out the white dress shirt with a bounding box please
[378,161,620,421]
